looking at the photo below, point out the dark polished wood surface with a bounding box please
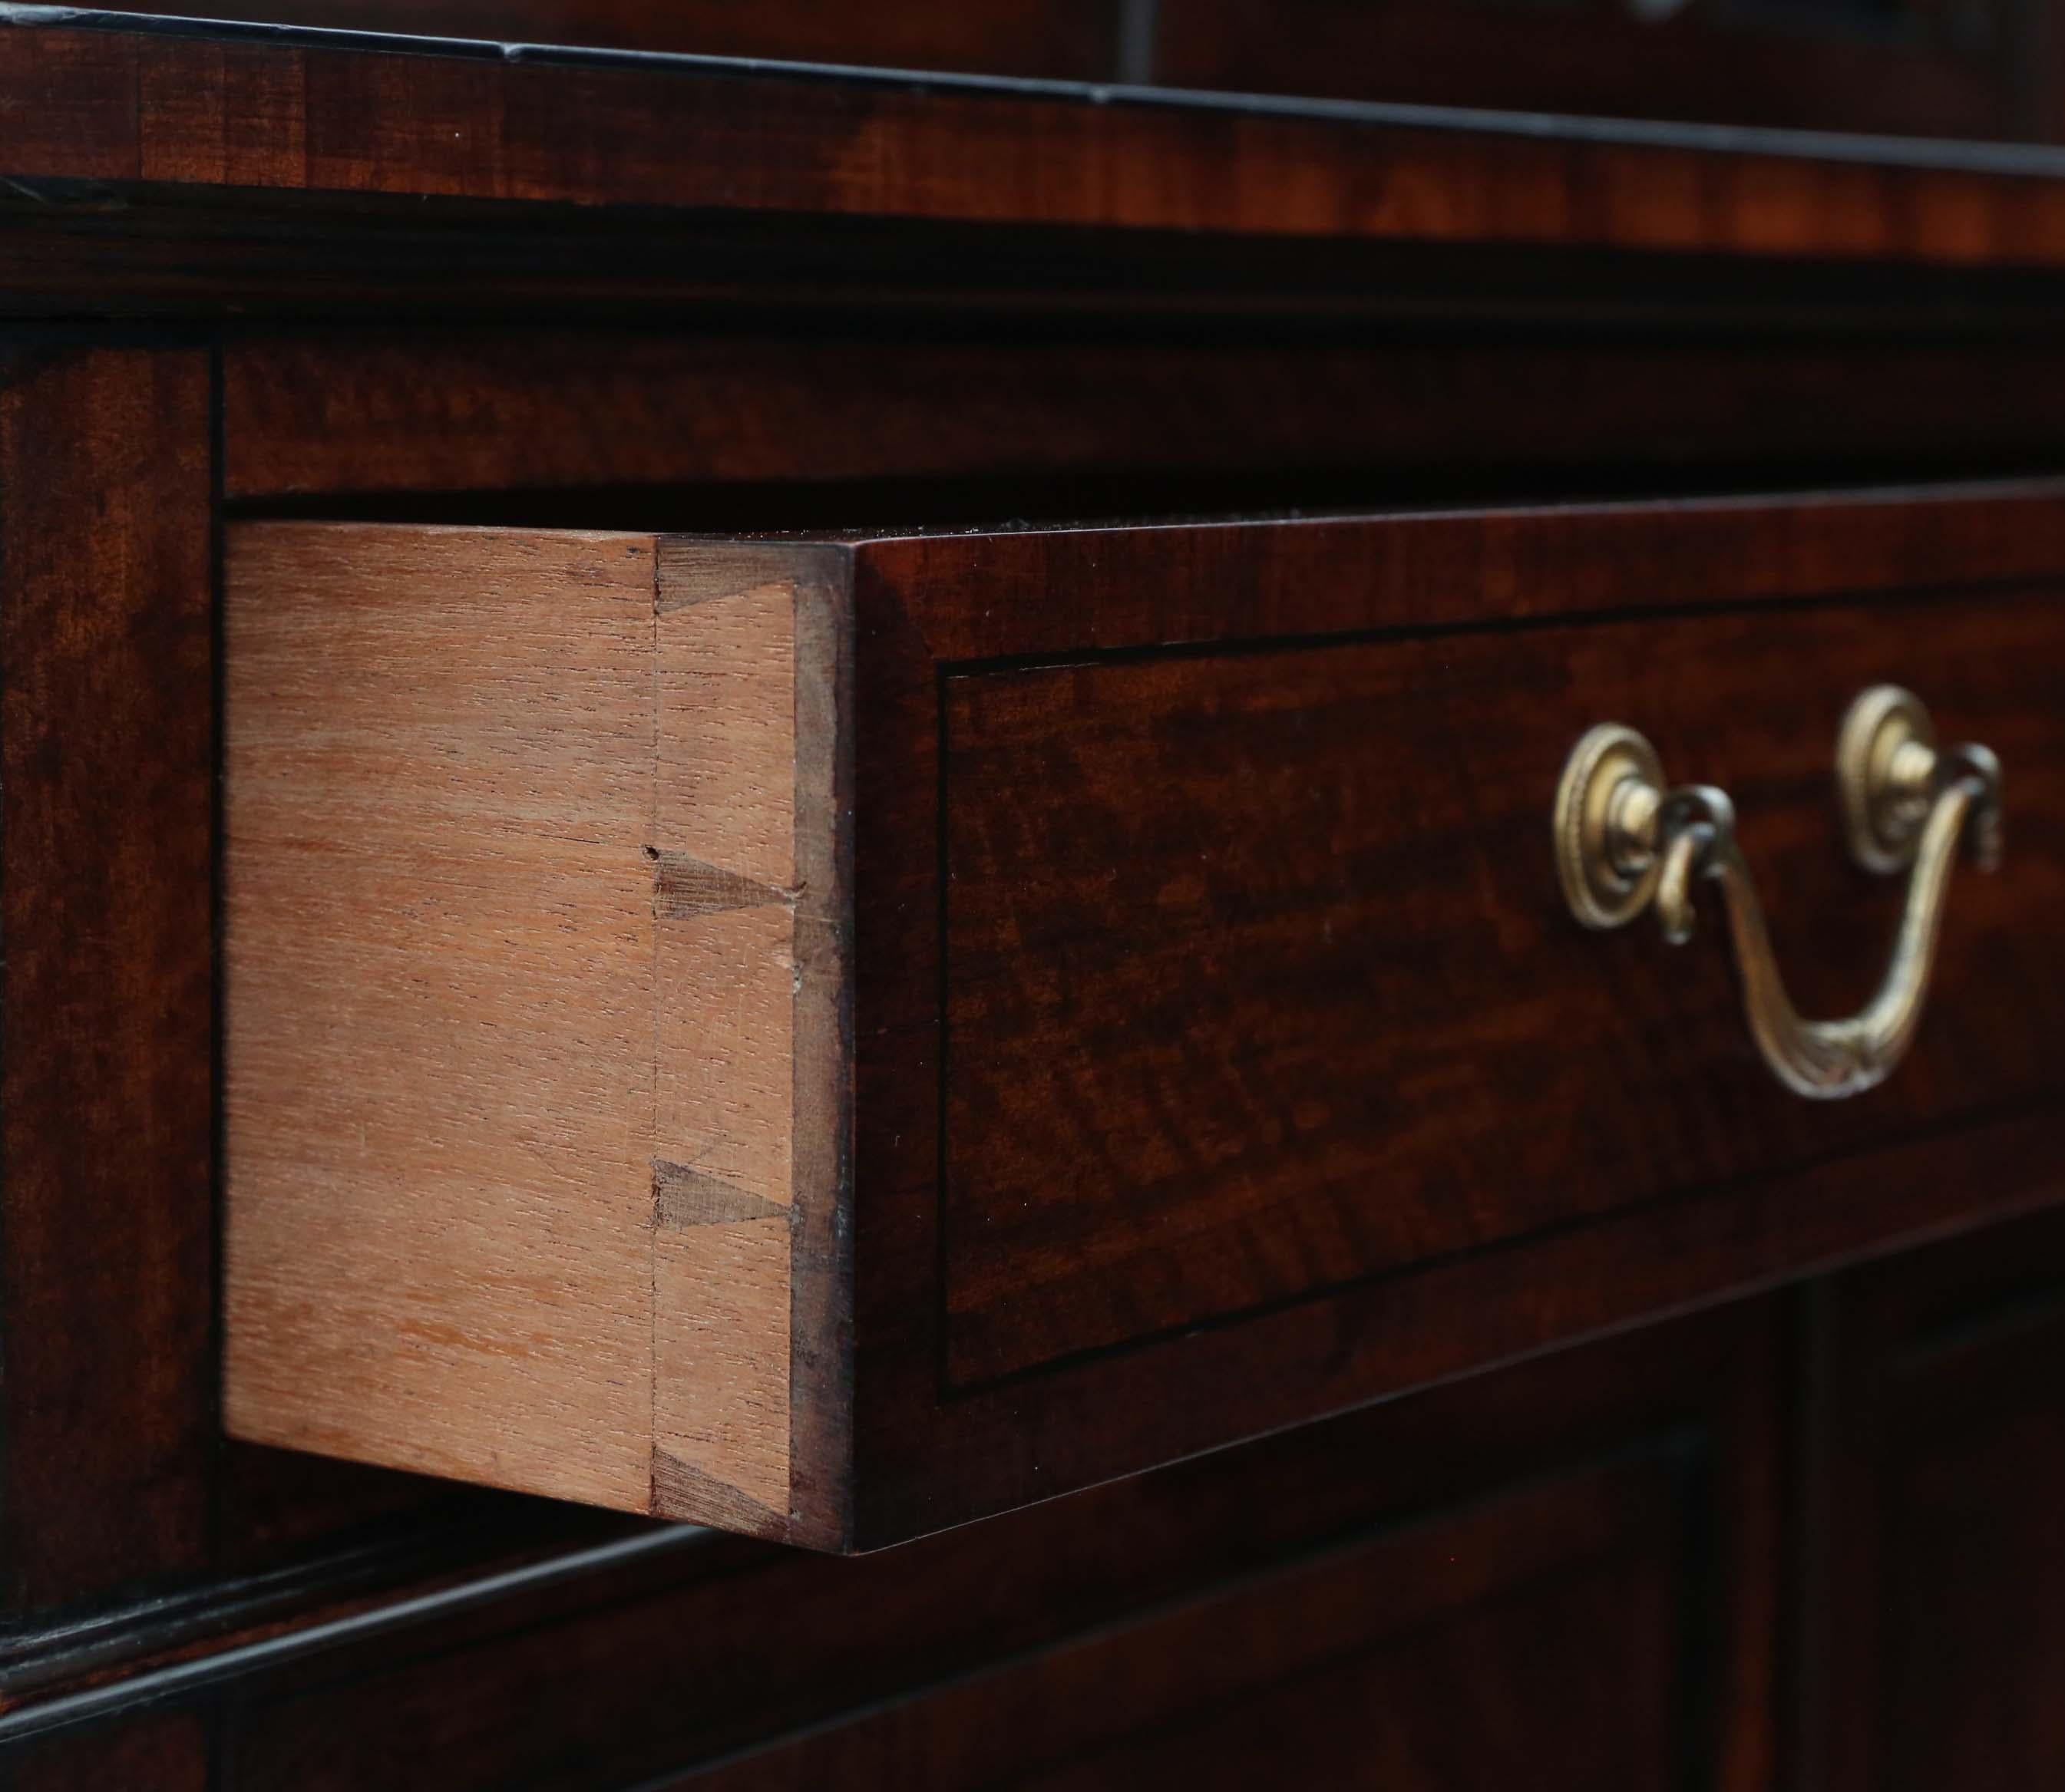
[686,1460,1703,1789]
[79,0,2065,143]
[939,591,2065,1386]
[220,1304,1777,1789]
[21,9,2065,278]
[0,348,215,1618]
[0,10,2063,1786]
[91,0,1128,81]
[213,328,2065,504]
[6,1714,209,1792]
[1157,0,2047,140]
[1812,1206,2065,1789]
[841,491,2065,1543]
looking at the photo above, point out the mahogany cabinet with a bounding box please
[2,9,2065,1787]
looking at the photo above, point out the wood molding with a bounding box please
[16,15,2065,268]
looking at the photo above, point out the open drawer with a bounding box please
[223,485,2065,1550]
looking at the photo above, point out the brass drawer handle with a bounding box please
[1553,686,2001,1099]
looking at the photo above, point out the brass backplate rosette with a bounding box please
[1553,722,1665,930]
[1836,685,1937,875]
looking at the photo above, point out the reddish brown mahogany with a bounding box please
[2,10,2065,1787]
[0,348,215,1615]
[218,1305,1781,1791]
[12,15,2065,266]
[841,491,2065,1542]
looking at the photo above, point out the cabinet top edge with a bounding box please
[226,474,2065,553]
[22,9,2065,272]
[12,5,2065,180]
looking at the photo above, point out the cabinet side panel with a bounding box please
[0,347,214,1611]
[223,523,659,1510]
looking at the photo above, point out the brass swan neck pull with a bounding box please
[1554,687,2002,1101]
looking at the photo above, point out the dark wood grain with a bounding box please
[216,1303,1776,1790]
[68,0,2057,148]
[92,0,1123,79]
[1,12,2059,1780]
[16,16,2065,269]
[1156,0,2039,141]
[841,483,2065,1543]
[863,483,2065,658]
[219,330,2065,505]
[1,1711,208,1792]
[1814,1206,2065,1791]
[0,348,215,1616]
[940,592,2065,1384]
[688,1462,1691,1790]
[25,192,2065,325]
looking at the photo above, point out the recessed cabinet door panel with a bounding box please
[686,1460,1693,1790]
[1816,1208,2065,1791]
[223,1305,1778,1792]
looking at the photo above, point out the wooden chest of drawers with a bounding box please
[6,8,2065,1786]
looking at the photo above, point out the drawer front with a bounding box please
[940,600,2055,1386]
[223,483,2065,1550]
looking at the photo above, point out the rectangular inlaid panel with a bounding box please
[940,597,2065,1386]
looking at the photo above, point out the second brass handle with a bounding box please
[1553,686,2001,1100]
